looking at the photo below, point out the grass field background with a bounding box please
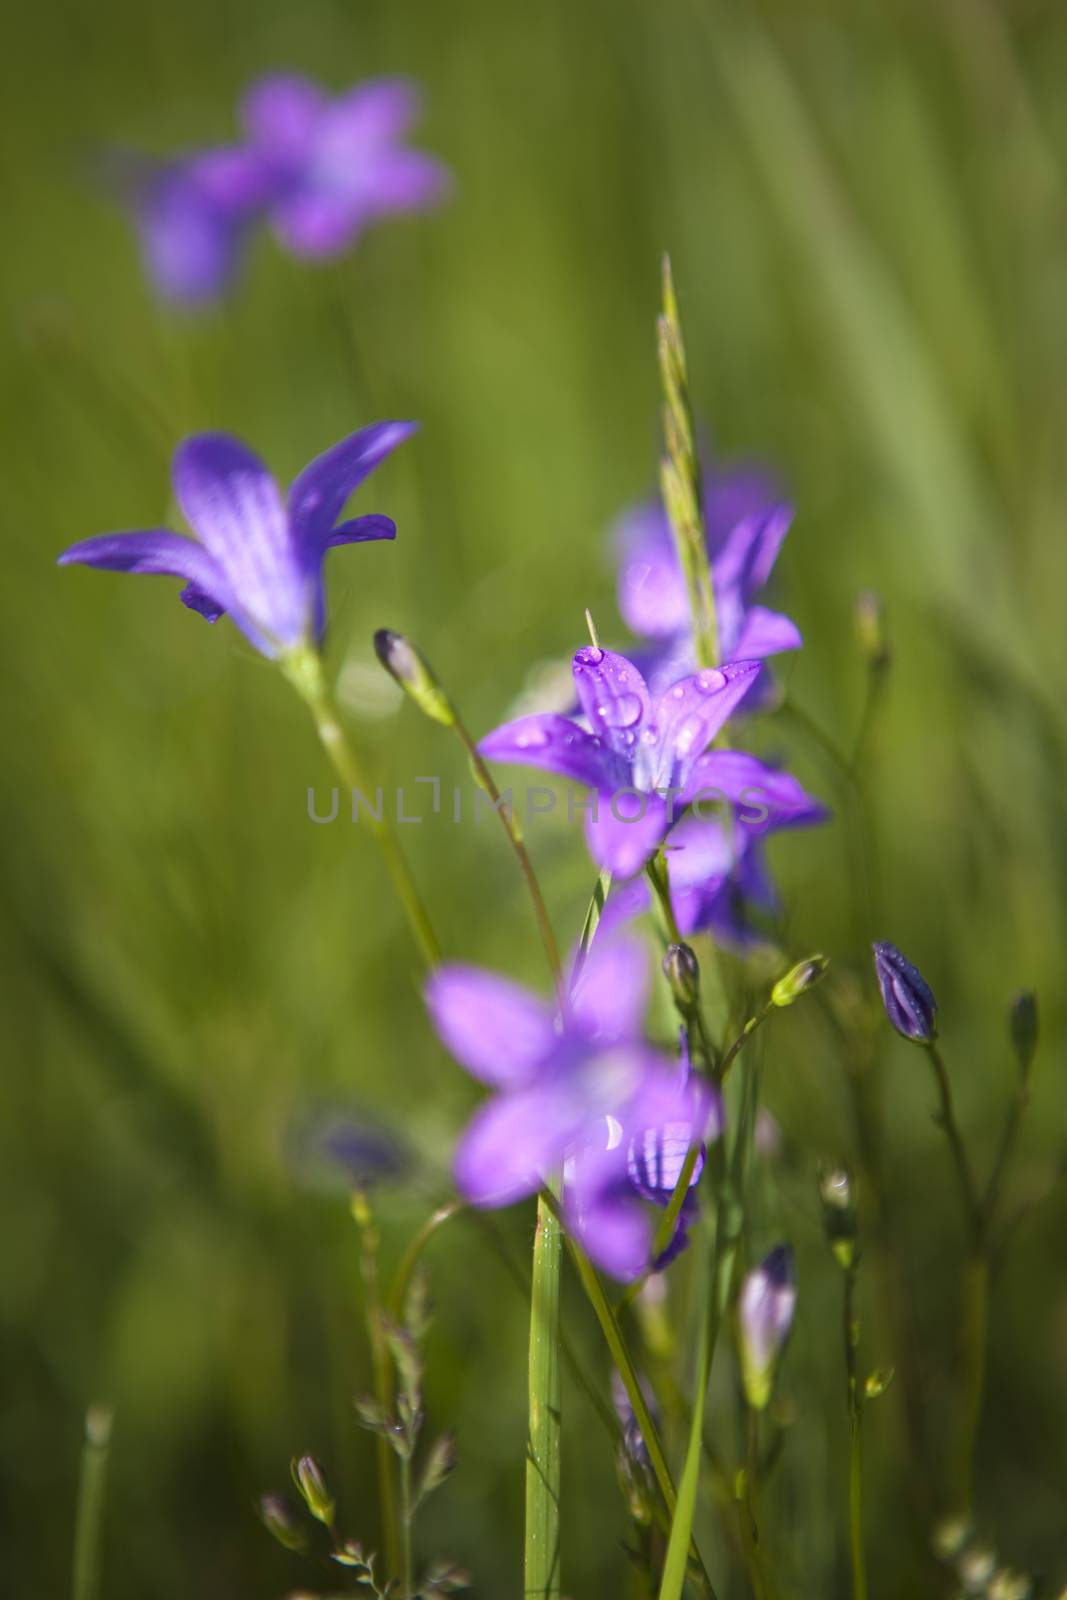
[3,1,1067,1594]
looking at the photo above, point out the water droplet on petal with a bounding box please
[695,668,727,694]
[516,725,550,750]
[670,684,685,700]
[575,645,604,668]
[598,691,644,729]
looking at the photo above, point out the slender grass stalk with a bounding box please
[658,257,719,670]
[283,647,441,970]
[735,1409,768,1600]
[399,1450,415,1600]
[72,1404,113,1600]
[925,1043,982,1246]
[388,1201,464,1322]
[842,1262,868,1600]
[352,1190,401,1579]
[525,1194,563,1600]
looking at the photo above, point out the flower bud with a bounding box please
[872,942,938,1043]
[258,1493,307,1551]
[771,954,829,1008]
[662,942,700,1009]
[373,629,454,727]
[855,589,890,671]
[1009,991,1038,1081]
[738,1244,797,1410]
[818,1167,858,1270]
[291,1454,334,1527]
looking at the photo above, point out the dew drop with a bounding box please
[516,726,549,750]
[695,668,727,694]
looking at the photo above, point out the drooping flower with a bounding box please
[242,74,451,260]
[738,1243,797,1410]
[872,941,938,1043]
[479,645,761,877]
[108,146,276,306]
[620,1030,718,1270]
[614,462,800,698]
[426,936,716,1280]
[58,422,413,657]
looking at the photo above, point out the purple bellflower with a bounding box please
[58,422,413,658]
[738,1243,797,1410]
[242,74,450,260]
[426,935,718,1281]
[872,941,938,1043]
[110,146,276,306]
[615,464,800,699]
[479,645,761,878]
[622,1030,716,1270]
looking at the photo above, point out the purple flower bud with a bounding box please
[738,1244,796,1410]
[662,942,701,1008]
[872,942,938,1043]
[1009,991,1038,1080]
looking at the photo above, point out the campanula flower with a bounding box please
[738,1243,797,1409]
[426,936,716,1280]
[587,755,825,945]
[479,645,761,877]
[109,146,276,305]
[242,74,450,260]
[58,422,413,657]
[615,462,800,698]
[872,941,938,1043]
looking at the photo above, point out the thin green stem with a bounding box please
[843,1264,868,1600]
[525,1194,563,1600]
[72,1404,112,1600]
[980,1073,1031,1235]
[453,717,563,998]
[925,1043,982,1247]
[735,1409,767,1600]
[352,1191,401,1579]
[400,1449,414,1600]
[387,1201,464,1323]
[719,1003,774,1085]
[286,649,441,970]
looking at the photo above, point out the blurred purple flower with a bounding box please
[614,463,799,699]
[426,936,716,1280]
[479,645,761,877]
[58,421,413,656]
[738,1243,797,1409]
[242,74,450,259]
[622,1030,719,1270]
[287,1101,412,1194]
[110,146,276,306]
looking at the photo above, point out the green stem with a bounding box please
[72,1404,112,1600]
[400,1449,414,1600]
[388,1201,463,1323]
[735,1409,767,1600]
[525,1194,563,1600]
[925,1043,983,1246]
[843,1264,868,1600]
[453,717,564,997]
[352,1191,401,1579]
[286,649,441,970]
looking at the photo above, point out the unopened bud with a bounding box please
[872,942,938,1043]
[738,1244,797,1411]
[373,630,454,727]
[771,955,829,1008]
[291,1455,334,1527]
[1009,991,1038,1080]
[855,590,890,671]
[662,943,700,1009]
[258,1493,306,1551]
[818,1168,858,1270]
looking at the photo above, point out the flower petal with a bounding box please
[326,513,397,547]
[615,507,689,639]
[58,529,232,611]
[571,646,652,762]
[325,78,423,151]
[426,966,555,1088]
[453,1086,568,1207]
[583,789,669,878]
[712,504,793,598]
[242,74,327,164]
[479,715,623,790]
[288,422,416,557]
[173,434,305,649]
[683,750,827,830]
[134,171,247,306]
[650,661,762,792]
[570,934,648,1042]
[731,604,802,658]
[360,149,452,215]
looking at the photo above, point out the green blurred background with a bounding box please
[3,0,1067,1594]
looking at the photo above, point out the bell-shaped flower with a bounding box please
[242,74,451,259]
[479,645,761,878]
[426,936,717,1280]
[872,941,938,1043]
[58,421,413,657]
[738,1243,797,1410]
